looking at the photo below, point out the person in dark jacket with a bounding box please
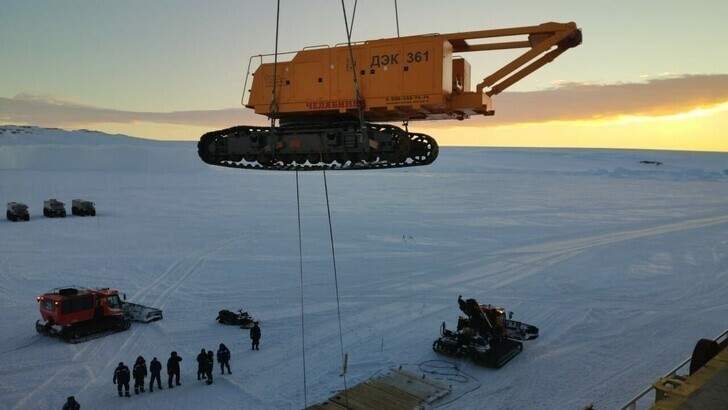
[196,348,207,380]
[113,362,131,397]
[149,357,162,392]
[216,343,231,374]
[62,396,80,410]
[250,322,261,350]
[132,355,148,394]
[167,351,183,388]
[204,350,214,385]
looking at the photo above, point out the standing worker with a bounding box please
[133,356,147,394]
[217,343,231,374]
[250,321,261,350]
[196,348,207,380]
[205,350,214,385]
[62,396,80,410]
[113,362,131,397]
[149,357,162,392]
[167,351,183,388]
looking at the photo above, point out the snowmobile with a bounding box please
[432,295,538,368]
[216,309,256,328]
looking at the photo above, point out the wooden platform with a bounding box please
[309,367,451,409]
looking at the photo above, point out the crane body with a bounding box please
[198,22,582,170]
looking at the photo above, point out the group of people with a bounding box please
[106,322,261,398]
[113,355,169,397]
[196,343,232,385]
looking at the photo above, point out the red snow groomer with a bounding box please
[36,286,130,343]
[433,295,539,368]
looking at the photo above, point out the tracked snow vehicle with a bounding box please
[43,198,66,218]
[71,199,96,216]
[36,286,130,343]
[199,22,581,171]
[7,202,30,221]
[36,286,163,343]
[433,296,538,368]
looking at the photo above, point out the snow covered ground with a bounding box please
[1,125,727,409]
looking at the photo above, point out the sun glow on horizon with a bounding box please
[615,101,728,124]
[5,100,727,152]
[433,101,728,152]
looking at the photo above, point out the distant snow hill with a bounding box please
[0,125,203,171]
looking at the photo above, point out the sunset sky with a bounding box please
[2,0,727,151]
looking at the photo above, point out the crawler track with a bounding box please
[36,316,131,344]
[198,120,438,171]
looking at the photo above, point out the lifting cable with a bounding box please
[322,167,349,406]
[268,0,281,157]
[340,0,367,143]
[268,2,310,406]
[292,2,403,407]
[394,0,408,127]
[295,171,309,408]
[295,170,349,408]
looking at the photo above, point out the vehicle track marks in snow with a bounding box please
[13,343,101,408]
[15,336,107,408]
[107,230,157,284]
[440,214,728,290]
[130,236,246,309]
[12,362,73,409]
[210,377,265,406]
[0,256,26,303]
[491,214,728,287]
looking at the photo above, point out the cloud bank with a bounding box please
[1,75,727,132]
[478,74,728,126]
[0,95,260,129]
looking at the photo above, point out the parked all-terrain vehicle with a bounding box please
[6,202,30,221]
[43,198,66,217]
[71,199,96,216]
[433,295,539,368]
[217,309,256,328]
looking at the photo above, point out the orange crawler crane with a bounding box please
[198,22,582,171]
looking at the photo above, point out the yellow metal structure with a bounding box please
[247,22,582,122]
[651,340,728,409]
[199,22,581,171]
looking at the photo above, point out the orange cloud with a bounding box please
[470,74,728,127]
